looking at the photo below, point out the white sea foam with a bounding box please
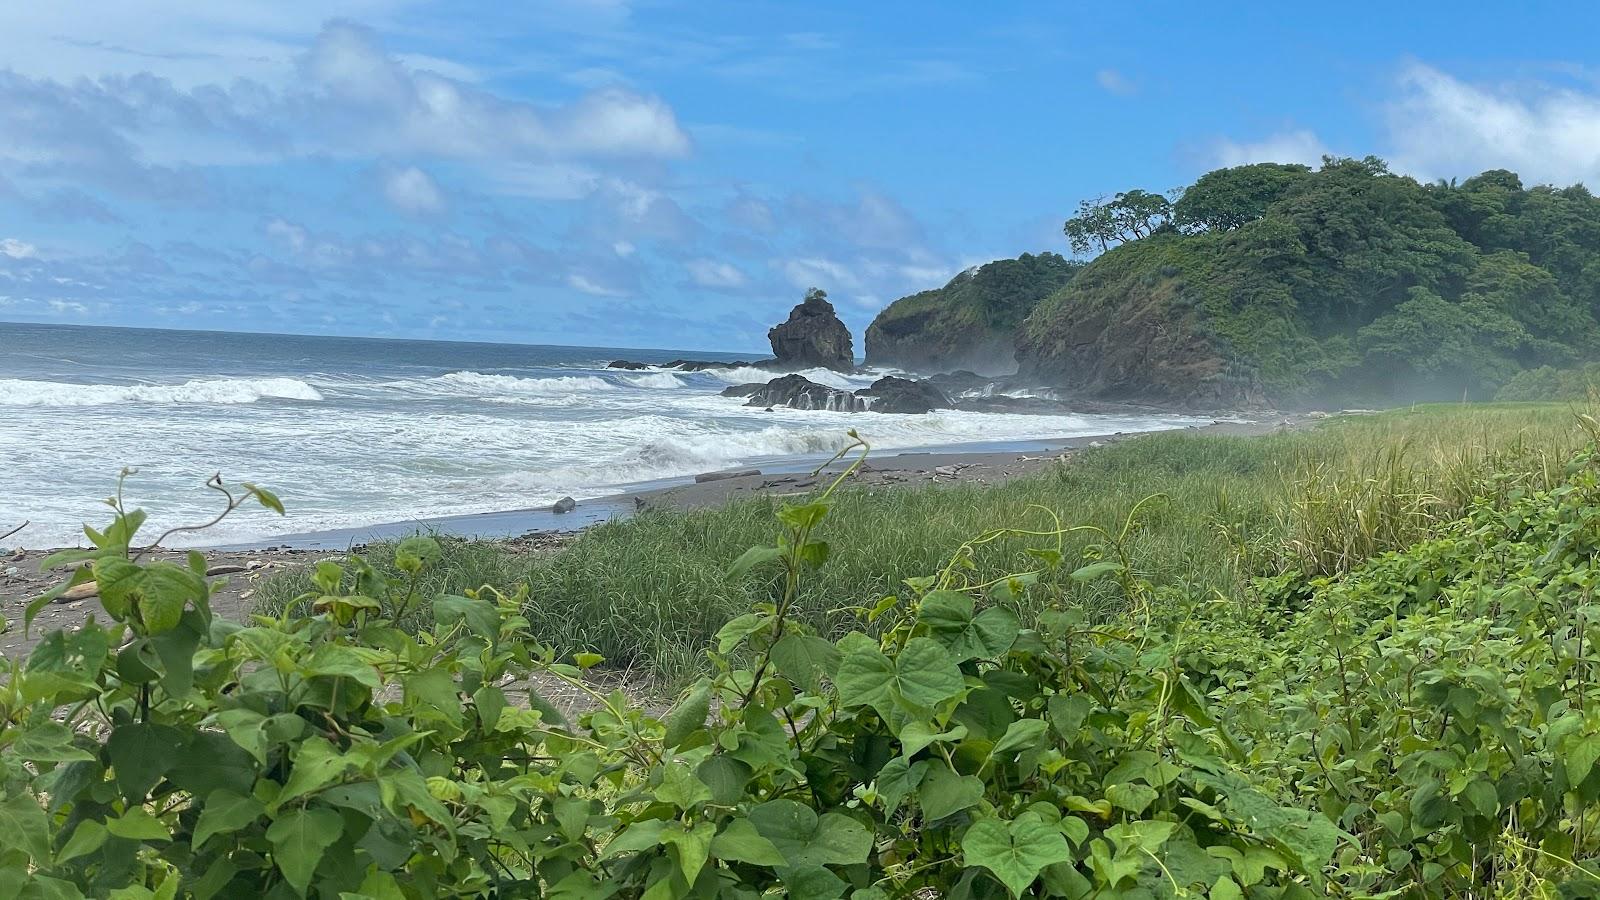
[0,377,324,407]
[422,372,615,395]
[701,366,875,390]
[623,373,686,389]
[0,351,1212,548]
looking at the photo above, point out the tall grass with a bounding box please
[1265,404,1584,576]
[254,403,1594,684]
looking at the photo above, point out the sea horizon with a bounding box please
[0,318,768,363]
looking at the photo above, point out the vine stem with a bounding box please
[738,433,869,709]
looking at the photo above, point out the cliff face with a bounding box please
[864,253,1082,375]
[769,289,855,370]
[1015,240,1267,409]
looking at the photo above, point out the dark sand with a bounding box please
[1,415,1302,663]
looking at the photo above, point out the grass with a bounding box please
[255,402,1594,685]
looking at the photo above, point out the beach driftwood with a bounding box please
[695,469,760,483]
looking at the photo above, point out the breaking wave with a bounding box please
[0,377,324,407]
[422,372,615,395]
[623,373,687,389]
[701,366,876,390]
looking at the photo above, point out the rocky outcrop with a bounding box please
[865,253,1083,375]
[667,359,767,372]
[1015,238,1269,410]
[858,376,951,414]
[769,289,855,371]
[925,370,995,395]
[608,358,769,372]
[741,374,862,412]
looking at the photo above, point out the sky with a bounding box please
[3,1,1600,353]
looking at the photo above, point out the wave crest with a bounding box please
[0,377,324,407]
[623,373,686,389]
[425,372,615,395]
[702,366,872,390]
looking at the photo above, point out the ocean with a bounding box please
[0,322,1209,548]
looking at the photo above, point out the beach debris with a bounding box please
[552,496,578,514]
[56,582,99,603]
[247,560,268,570]
[1306,410,1333,419]
[1088,440,1106,448]
[2,566,18,578]
[695,468,760,483]
[205,563,248,576]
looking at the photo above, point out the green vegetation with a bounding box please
[863,253,1084,374]
[1018,158,1600,407]
[7,406,1600,897]
[253,405,1583,685]
[1498,363,1600,402]
[1061,190,1173,255]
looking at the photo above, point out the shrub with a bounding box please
[7,426,1600,897]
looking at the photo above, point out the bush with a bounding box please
[7,427,1600,896]
[1496,363,1600,402]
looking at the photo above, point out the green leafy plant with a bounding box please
[9,426,1600,897]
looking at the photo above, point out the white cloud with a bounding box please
[301,22,690,161]
[685,258,746,289]
[784,190,926,251]
[1212,129,1331,168]
[0,239,38,259]
[779,257,858,292]
[726,192,776,232]
[566,273,627,297]
[382,165,445,213]
[1095,68,1136,97]
[1385,62,1600,185]
[0,20,692,207]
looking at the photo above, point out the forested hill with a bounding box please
[864,252,1084,374]
[1014,158,1600,408]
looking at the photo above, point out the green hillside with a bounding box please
[864,252,1083,374]
[1017,158,1600,407]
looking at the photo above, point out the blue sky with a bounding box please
[3,1,1600,353]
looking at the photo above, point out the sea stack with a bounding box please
[768,288,855,371]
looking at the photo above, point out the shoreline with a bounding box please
[0,415,1306,660]
[203,415,1285,550]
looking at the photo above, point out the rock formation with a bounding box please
[865,253,1082,375]
[768,289,855,371]
[740,374,862,411]
[858,376,952,414]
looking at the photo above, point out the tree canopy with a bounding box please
[1172,162,1311,232]
[1023,157,1600,406]
[1062,190,1172,254]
